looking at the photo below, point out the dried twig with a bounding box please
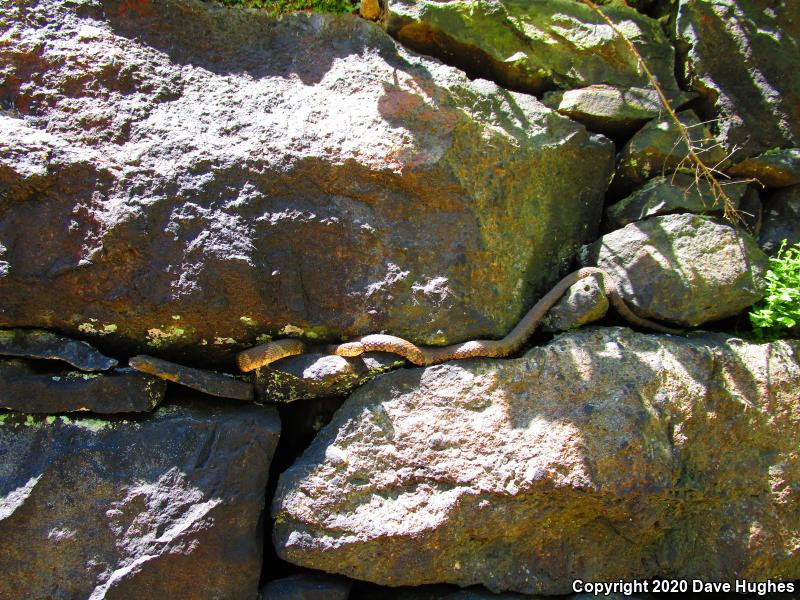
[579,0,741,224]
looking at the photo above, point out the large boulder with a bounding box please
[0,399,280,599]
[0,0,613,363]
[673,0,800,161]
[580,214,768,327]
[272,328,800,594]
[385,0,680,95]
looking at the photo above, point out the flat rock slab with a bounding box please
[0,359,165,413]
[581,213,768,327]
[255,352,404,402]
[130,354,253,401]
[386,0,680,94]
[272,328,800,594]
[0,328,117,371]
[542,85,695,138]
[674,0,800,161]
[728,148,800,188]
[0,400,280,599]
[0,0,613,362]
[604,173,754,231]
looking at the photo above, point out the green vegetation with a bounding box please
[216,0,357,15]
[749,240,800,340]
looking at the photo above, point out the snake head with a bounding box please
[334,341,366,357]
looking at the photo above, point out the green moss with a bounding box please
[215,0,358,15]
[58,415,111,431]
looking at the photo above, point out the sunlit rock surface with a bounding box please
[273,328,800,594]
[0,0,613,362]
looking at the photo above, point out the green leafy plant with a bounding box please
[216,0,357,15]
[749,240,800,340]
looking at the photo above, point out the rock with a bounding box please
[580,214,768,327]
[359,0,382,21]
[541,272,608,333]
[759,185,800,256]
[0,0,614,363]
[0,399,280,599]
[272,328,800,594]
[255,352,403,402]
[0,328,117,371]
[261,572,352,600]
[674,0,800,161]
[0,359,166,413]
[727,148,800,188]
[542,85,695,139]
[395,587,532,600]
[385,0,680,95]
[129,354,253,401]
[738,185,764,236]
[615,110,729,192]
[604,173,754,231]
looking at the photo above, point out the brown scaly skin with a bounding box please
[235,268,682,371]
[236,339,306,372]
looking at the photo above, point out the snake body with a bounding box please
[236,268,681,372]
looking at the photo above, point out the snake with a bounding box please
[235,267,682,372]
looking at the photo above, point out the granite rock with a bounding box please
[615,110,728,192]
[0,399,280,599]
[542,85,695,139]
[386,0,680,95]
[674,0,800,161]
[581,213,767,327]
[0,0,613,362]
[272,328,800,594]
[728,148,800,189]
[604,173,755,231]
